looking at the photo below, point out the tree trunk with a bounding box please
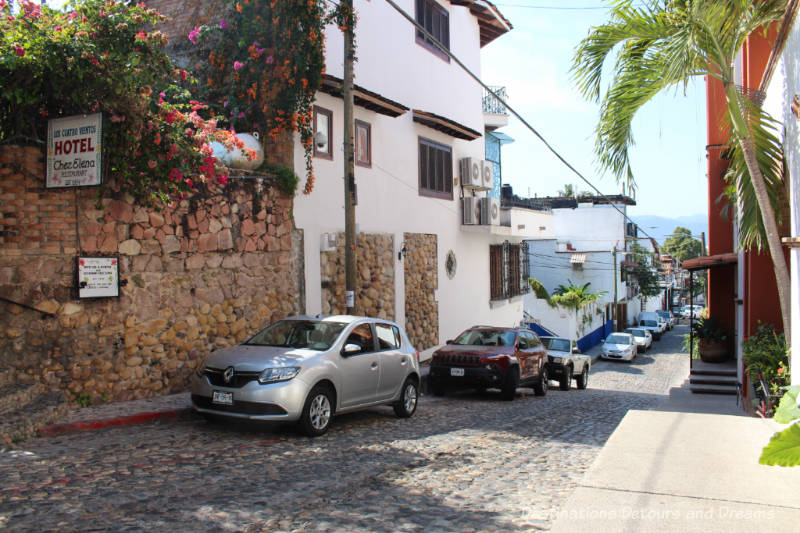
[737,134,792,341]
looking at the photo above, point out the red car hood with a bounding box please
[433,345,515,358]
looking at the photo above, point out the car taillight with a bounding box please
[415,350,420,362]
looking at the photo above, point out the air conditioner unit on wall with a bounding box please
[480,197,500,225]
[462,197,480,225]
[459,158,484,189]
[482,160,494,190]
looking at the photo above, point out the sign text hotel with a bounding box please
[47,113,103,188]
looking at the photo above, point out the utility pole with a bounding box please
[342,0,357,314]
[612,245,618,332]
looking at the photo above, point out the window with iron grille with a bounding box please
[418,137,453,199]
[415,0,450,60]
[490,241,530,301]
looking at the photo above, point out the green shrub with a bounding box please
[743,323,789,396]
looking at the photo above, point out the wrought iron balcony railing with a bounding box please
[482,86,508,115]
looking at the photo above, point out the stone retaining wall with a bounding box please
[0,144,302,403]
[320,233,394,320]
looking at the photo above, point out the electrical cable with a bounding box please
[382,0,659,245]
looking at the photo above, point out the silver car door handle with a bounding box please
[371,362,378,369]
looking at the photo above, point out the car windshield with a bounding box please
[453,328,516,347]
[626,329,645,338]
[642,320,658,327]
[657,311,670,318]
[542,338,570,352]
[244,320,348,351]
[606,334,631,345]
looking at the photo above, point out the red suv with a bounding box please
[428,326,548,401]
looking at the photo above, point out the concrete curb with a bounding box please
[39,408,193,437]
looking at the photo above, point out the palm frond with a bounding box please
[722,98,785,250]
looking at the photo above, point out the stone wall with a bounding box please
[404,233,438,350]
[0,144,302,403]
[320,233,394,320]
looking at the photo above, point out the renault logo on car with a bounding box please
[223,366,234,383]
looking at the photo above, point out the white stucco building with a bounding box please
[292,0,551,351]
[522,196,642,331]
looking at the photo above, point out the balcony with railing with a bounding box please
[483,86,508,130]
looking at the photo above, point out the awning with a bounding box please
[412,109,482,140]
[570,253,586,264]
[682,252,738,271]
[318,74,410,117]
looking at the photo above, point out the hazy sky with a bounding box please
[481,1,709,219]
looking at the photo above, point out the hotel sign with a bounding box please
[47,113,103,188]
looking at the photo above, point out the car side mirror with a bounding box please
[446,339,454,345]
[342,343,361,356]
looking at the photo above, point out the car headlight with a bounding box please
[550,356,563,364]
[258,367,301,384]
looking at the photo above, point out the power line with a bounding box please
[382,0,658,245]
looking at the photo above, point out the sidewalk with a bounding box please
[550,384,800,532]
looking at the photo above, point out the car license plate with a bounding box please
[212,390,233,405]
[450,367,464,377]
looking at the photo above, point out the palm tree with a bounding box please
[572,0,791,339]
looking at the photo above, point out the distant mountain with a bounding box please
[631,214,708,245]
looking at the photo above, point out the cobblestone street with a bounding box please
[1,327,690,533]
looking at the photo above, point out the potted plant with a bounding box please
[691,316,730,363]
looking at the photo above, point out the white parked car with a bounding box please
[624,327,653,352]
[600,333,638,362]
[656,310,675,330]
[639,319,663,340]
[191,315,421,437]
[682,305,704,319]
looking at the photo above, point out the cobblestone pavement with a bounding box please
[0,327,690,532]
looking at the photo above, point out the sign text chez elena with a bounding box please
[47,113,103,188]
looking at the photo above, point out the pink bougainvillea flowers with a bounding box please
[188,26,200,44]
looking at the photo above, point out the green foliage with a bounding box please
[773,387,800,425]
[722,96,786,252]
[629,262,661,298]
[662,227,703,261]
[0,0,239,206]
[528,278,551,301]
[682,332,699,357]
[760,423,800,467]
[550,280,605,311]
[743,323,790,396]
[571,0,787,190]
[691,316,729,342]
[75,393,92,407]
[189,0,340,194]
[257,162,299,195]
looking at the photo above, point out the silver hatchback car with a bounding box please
[191,315,421,436]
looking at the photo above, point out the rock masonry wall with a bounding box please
[403,233,438,351]
[0,144,303,403]
[320,233,395,320]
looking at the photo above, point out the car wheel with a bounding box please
[298,385,333,437]
[559,365,571,391]
[533,366,548,397]
[576,365,589,390]
[393,378,418,418]
[500,366,519,401]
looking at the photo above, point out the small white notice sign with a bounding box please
[77,257,119,298]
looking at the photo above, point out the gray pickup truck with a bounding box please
[540,336,591,391]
